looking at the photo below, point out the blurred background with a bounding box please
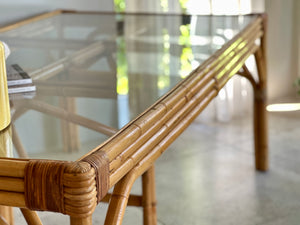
[0,0,298,103]
[0,0,299,125]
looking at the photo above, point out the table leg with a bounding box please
[142,166,157,225]
[20,208,42,225]
[11,125,28,158]
[254,29,268,171]
[60,97,80,153]
[70,216,92,225]
[0,206,13,225]
[253,86,268,171]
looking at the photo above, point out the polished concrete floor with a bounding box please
[14,111,300,224]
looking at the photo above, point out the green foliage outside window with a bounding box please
[179,24,194,78]
[158,29,171,90]
[114,0,126,12]
[179,0,189,13]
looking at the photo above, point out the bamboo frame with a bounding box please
[142,166,157,225]
[0,11,268,225]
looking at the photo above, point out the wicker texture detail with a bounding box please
[81,151,109,203]
[24,160,66,213]
[63,162,97,218]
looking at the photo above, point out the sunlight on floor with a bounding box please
[267,103,300,112]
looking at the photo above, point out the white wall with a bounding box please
[251,0,265,13]
[295,0,300,79]
[265,0,299,100]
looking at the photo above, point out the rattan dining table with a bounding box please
[0,10,268,225]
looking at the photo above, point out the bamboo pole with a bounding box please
[104,170,138,225]
[236,64,257,89]
[70,216,93,225]
[142,166,157,225]
[0,207,13,225]
[217,44,259,90]
[0,177,24,192]
[110,90,217,187]
[29,41,105,81]
[12,124,29,158]
[109,82,216,186]
[0,191,25,207]
[60,97,80,153]
[20,208,43,225]
[251,14,268,171]
[101,193,143,206]
[0,159,27,177]
[254,49,268,171]
[0,10,63,33]
[25,100,117,136]
[0,215,8,225]
[105,89,214,223]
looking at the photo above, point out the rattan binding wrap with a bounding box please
[81,151,109,203]
[24,160,66,213]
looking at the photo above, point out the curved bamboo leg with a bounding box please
[104,170,137,225]
[104,164,158,225]
[20,208,42,225]
[70,215,92,225]
[142,166,157,225]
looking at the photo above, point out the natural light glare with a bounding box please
[212,0,240,15]
[186,0,211,14]
[267,103,300,112]
[223,29,235,39]
[239,0,252,14]
[212,36,225,46]
[210,0,251,15]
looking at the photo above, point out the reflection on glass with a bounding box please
[179,23,194,78]
[114,0,126,12]
[115,14,130,127]
[158,29,170,91]
[116,35,129,95]
[179,0,189,13]
[160,0,169,12]
[184,0,212,14]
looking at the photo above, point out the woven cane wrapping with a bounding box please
[81,151,109,203]
[24,160,66,213]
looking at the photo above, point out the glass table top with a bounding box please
[0,12,256,160]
